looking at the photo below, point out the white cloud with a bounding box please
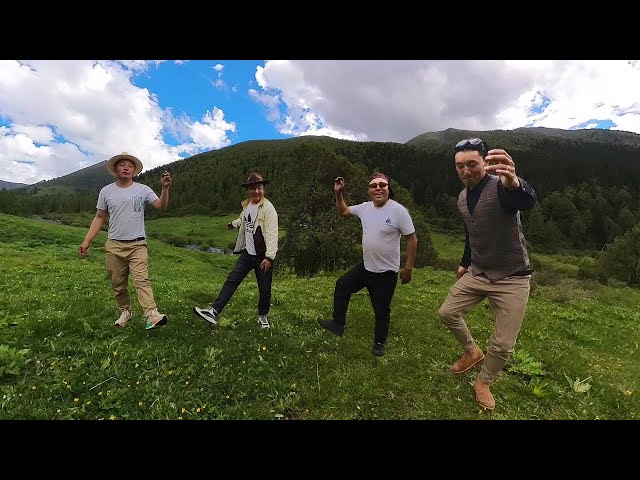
[253,59,640,142]
[188,107,236,152]
[3,59,640,185]
[0,60,236,184]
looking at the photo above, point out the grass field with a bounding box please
[0,213,638,420]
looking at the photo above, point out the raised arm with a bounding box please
[152,171,172,210]
[335,176,351,217]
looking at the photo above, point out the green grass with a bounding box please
[0,213,638,420]
[145,214,239,251]
[430,231,465,263]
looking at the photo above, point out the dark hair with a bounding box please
[454,138,489,157]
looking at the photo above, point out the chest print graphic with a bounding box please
[385,218,392,225]
[133,196,144,212]
[245,212,255,233]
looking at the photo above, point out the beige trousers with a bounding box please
[105,240,157,316]
[438,271,531,383]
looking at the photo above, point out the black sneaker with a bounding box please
[372,342,385,357]
[317,319,344,337]
[193,306,219,325]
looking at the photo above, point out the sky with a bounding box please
[1,59,639,185]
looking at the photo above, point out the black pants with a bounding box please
[333,262,398,344]
[213,250,273,316]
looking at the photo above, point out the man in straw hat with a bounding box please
[193,172,279,329]
[79,151,172,330]
[317,173,417,357]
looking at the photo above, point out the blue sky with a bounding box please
[1,60,640,185]
[133,60,285,146]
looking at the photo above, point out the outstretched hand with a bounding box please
[334,176,345,193]
[484,149,520,190]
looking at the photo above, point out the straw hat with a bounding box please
[106,152,143,176]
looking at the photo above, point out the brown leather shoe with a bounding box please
[474,377,496,411]
[450,343,484,374]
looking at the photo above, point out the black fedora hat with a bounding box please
[241,172,269,187]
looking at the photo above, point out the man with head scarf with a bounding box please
[318,173,417,357]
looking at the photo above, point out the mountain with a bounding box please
[24,160,113,193]
[407,126,640,149]
[21,126,640,201]
[0,179,27,190]
[2,127,640,256]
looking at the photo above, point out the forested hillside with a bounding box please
[1,127,639,262]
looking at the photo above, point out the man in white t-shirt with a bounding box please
[318,173,417,356]
[79,152,172,330]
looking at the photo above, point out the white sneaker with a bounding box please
[258,315,270,329]
[193,306,218,325]
[114,308,133,327]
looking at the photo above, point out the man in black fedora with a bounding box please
[193,172,279,329]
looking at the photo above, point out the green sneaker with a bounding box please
[145,309,168,330]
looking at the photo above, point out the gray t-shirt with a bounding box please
[349,199,415,273]
[97,182,158,240]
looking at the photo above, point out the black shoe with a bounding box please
[317,319,344,337]
[372,342,385,357]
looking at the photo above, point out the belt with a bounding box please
[112,237,146,242]
[478,270,532,278]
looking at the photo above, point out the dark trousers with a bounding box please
[213,250,273,316]
[333,262,398,344]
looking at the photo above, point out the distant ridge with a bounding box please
[406,126,640,148]
[0,179,28,190]
[6,126,640,199]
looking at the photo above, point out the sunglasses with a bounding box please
[368,182,388,189]
[454,138,488,154]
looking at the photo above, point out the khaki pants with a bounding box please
[105,240,157,316]
[438,271,531,383]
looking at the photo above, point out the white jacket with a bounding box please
[230,197,278,262]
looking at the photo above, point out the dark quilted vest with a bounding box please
[458,175,530,283]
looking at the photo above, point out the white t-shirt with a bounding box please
[349,199,415,273]
[97,182,158,240]
[244,203,259,255]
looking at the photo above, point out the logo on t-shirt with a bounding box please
[133,196,144,212]
[385,218,391,225]
[245,212,255,234]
